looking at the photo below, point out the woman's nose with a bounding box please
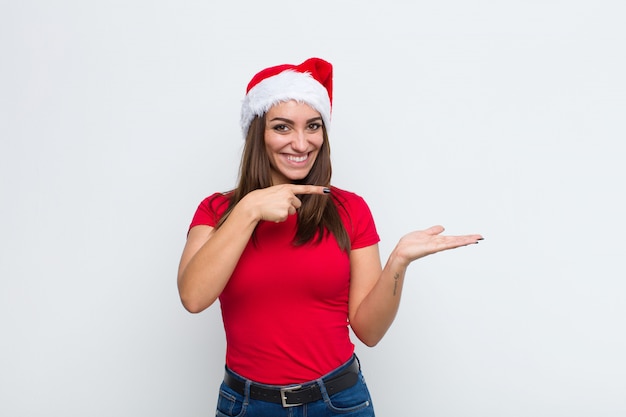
[291,130,308,152]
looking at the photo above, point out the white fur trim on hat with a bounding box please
[240,70,331,138]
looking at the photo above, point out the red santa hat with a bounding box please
[240,57,333,137]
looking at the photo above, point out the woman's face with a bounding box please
[264,100,324,185]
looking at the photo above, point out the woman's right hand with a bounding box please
[241,184,329,223]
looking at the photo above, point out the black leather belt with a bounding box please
[223,358,359,407]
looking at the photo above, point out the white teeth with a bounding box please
[287,154,308,162]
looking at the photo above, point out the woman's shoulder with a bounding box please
[192,191,233,226]
[201,191,232,204]
[329,186,366,200]
[329,186,371,211]
[330,186,379,246]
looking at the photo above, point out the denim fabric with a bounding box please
[216,356,375,417]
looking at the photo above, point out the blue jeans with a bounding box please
[216,356,375,417]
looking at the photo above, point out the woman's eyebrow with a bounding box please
[268,117,294,123]
[268,116,322,124]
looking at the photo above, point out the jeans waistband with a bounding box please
[223,356,360,407]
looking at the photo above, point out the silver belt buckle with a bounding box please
[280,385,303,407]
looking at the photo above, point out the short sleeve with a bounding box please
[188,192,230,231]
[332,188,380,250]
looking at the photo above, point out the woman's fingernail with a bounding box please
[323,187,331,194]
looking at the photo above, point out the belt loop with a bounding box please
[243,379,251,406]
[315,374,330,402]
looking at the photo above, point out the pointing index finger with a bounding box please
[289,185,331,195]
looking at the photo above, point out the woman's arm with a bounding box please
[177,202,259,313]
[177,184,329,313]
[348,225,482,346]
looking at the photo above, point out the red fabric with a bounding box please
[188,187,379,384]
[245,57,333,105]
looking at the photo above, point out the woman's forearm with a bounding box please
[350,251,408,347]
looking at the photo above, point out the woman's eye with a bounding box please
[308,123,322,131]
[273,124,288,132]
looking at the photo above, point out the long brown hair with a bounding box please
[215,114,350,252]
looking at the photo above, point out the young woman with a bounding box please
[178,57,483,417]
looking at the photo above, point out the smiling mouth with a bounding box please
[286,153,309,163]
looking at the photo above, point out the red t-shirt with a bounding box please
[188,187,380,384]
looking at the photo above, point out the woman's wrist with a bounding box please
[232,195,262,226]
[388,247,411,271]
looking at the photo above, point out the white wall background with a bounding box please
[1,1,625,416]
